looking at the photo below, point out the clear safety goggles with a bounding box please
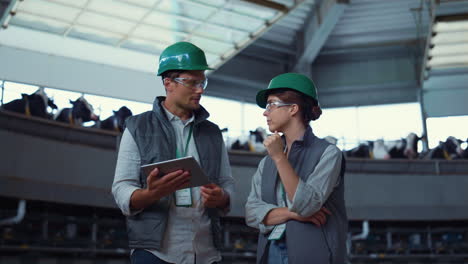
[265,101,295,112]
[171,77,208,90]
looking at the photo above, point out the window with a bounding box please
[314,103,423,150]
[427,116,468,148]
[2,79,465,152]
[2,81,39,104]
[201,96,243,146]
[0,80,152,126]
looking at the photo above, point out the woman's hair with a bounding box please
[267,88,322,126]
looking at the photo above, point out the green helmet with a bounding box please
[256,73,318,108]
[157,41,213,76]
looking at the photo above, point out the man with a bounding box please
[112,41,235,264]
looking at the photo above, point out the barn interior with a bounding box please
[1,0,468,263]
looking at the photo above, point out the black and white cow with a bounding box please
[345,141,374,159]
[96,106,133,132]
[386,133,422,159]
[248,127,268,153]
[420,136,463,160]
[445,136,464,159]
[461,138,468,159]
[231,139,250,151]
[403,133,422,159]
[387,138,407,159]
[372,139,391,159]
[1,89,57,118]
[54,96,98,125]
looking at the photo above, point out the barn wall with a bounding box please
[312,50,419,108]
[424,69,468,117]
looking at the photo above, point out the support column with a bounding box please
[416,0,437,151]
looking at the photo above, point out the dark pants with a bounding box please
[131,249,172,264]
[130,249,220,264]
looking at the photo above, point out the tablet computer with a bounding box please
[141,156,210,188]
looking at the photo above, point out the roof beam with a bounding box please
[241,0,287,12]
[293,0,348,74]
[0,44,164,104]
[0,26,165,103]
[0,0,18,29]
[323,28,422,50]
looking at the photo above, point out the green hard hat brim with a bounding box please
[256,89,270,108]
[256,73,318,108]
[157,65,214,76]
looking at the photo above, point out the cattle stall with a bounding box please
[1,110,468,264]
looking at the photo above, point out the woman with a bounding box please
[245,73,347,264]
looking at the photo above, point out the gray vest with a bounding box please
[257,127,347,264]
[125,96,223,250]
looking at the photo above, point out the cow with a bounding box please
[95,106,133,132]
[248,127,268,153]
[385,133,422,159]
[446,136,465,159]
[373,139,390,159]
[420,136,463,160]
[403,133,422,159]
[462,138,468,159]
[345,141,374,159]
[54,96,98,125]
[387,138,407,159]
[231,139,250,151]
[1,89,57,118]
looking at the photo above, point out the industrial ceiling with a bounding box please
[1,0,468,118]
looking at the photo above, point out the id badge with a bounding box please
[175,188,192,207]
[268,223,286,240]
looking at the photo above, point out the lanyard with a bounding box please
[174,123,194,207]
[278,145,289,205]
[175,124,194,158]
[279,182,288,205]
[269,182,288,241]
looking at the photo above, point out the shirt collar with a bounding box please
[285,126,315,148]
[154,96,211,125]
[162,103,195,125]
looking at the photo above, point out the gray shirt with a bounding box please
[245,145,342,234]
[112,107,234,264]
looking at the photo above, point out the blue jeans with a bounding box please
[267,240,289,264]
[130,249,172,264]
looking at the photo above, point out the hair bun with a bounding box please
[311,106,322,121]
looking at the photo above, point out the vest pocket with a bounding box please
[127,213,166,247]
[287,221,331,263]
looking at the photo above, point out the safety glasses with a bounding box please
[265,101,295,112]
[171,77,208,90]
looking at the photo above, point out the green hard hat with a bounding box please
[157,41,213,76]
[256,73,318,108]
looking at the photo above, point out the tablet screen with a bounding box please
[140,156,210,188]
